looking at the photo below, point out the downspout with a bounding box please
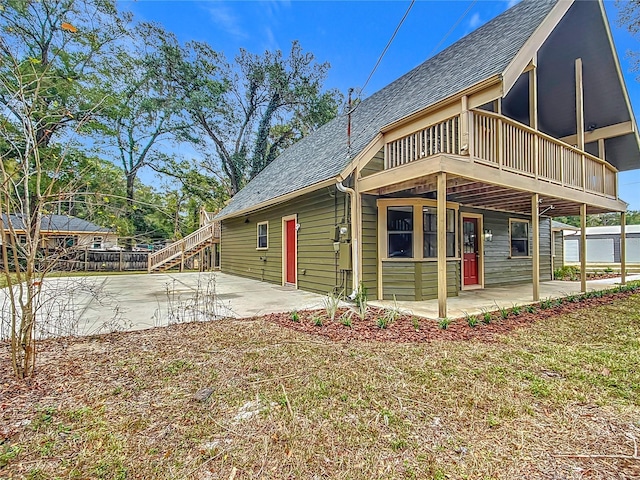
[336,181,359,299]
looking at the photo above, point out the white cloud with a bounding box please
[506,0,521,8]
[468,12,482,29]
[262,26,279,52]
[206,2,247,39]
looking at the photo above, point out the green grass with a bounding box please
[3,295,640,479]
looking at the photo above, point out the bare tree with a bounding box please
[0,0,127,378]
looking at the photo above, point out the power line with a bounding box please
[359,0,415,98]
[428,0,478,58]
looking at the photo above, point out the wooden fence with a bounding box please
[54,250,151,272]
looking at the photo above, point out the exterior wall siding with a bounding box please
[221,188,351,294]
[361,194,378,299]
[382,261,459,301]
[460,208,552,287]
[553,231,564,272]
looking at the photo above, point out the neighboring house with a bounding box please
[214,0,640,317]
[551,220,579,272]
[564,225,640,265]
[0,214,118,251]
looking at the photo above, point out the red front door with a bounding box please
[285,219,296,284]
[463,217,479,286]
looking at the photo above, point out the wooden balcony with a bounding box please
[384,109,618,200]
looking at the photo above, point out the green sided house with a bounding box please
[214,0,640,317]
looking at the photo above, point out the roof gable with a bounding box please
[217,0,560,219]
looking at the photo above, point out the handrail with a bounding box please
[199,208,218,227]
[148,221,220,272]
[470,109,618,198]
[471,109,618,173]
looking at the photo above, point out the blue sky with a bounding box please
[122,0,640,211]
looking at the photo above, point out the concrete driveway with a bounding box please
[0,272,327,338]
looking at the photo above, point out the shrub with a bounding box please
[438,317,451,329]
[554,265,580,281]
[463,311,478,327]
[353,283,368,320]
[290,310,300,322]
[340,311,353,328]
[323,291,342,321]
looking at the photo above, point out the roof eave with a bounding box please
[215,178,339,222]
[379,74,503,134]
[502,0,574,95]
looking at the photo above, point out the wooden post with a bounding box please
[580,203,587,293]
[529,56,538,130]
[497,98,503,169]
[461,96,470,156]
[530,57,539,179]
[532,194,540,301]
[180,241,185,272]
[119,249,123,272]
[147,252,151,274]
[84,248,88,272]
[621,211,627,285]
[575,58,584,151]
[437,172,447,319]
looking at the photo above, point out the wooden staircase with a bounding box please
[148,210,220,273]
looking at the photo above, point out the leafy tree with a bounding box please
[617,0,640,75]
[94,23,190,225]
[0,0,130,149]
[169,40,341,195]
[554,211,640,228]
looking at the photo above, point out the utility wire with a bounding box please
[428,0,478,58]
[359,0,415,99]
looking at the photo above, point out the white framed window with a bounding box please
[387,206,413,258]
[92,236,103,249]
[257,221,268,250]
[379,198,459,261]
[423,207,456,258]
[509,219,530,257]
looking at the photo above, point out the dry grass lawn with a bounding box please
[2,295,640,479]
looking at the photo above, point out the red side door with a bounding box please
[463,218,479,286]
[285,219,296,284]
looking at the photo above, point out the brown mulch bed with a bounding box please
[265,289,639,343]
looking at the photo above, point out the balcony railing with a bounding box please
[384,109,618,199]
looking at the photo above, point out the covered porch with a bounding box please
[370,274,640,320]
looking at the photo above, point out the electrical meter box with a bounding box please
[338,242,352,271]
[338,223,351,241]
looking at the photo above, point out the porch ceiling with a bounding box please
[376,174,618,217]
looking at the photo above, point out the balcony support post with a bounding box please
[621,211,627,285]
[437,172,447,319]
[575,58,584,151]
[529,55,538,130]
[532,193,540,302]
[461,96,470,156]
[580,203,587,293]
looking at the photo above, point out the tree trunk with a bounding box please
[126,173,136,249]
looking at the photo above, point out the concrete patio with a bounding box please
[0,272,328,338]
[370,275,640,319]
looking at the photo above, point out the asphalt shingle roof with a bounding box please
[2,214,112,233]
[217,0,560,219]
